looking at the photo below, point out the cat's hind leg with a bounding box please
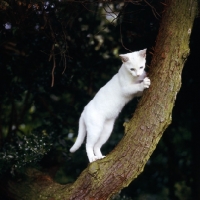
[86,124,104,163]
[93,118,115,160]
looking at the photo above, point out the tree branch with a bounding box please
[62,0,197,199]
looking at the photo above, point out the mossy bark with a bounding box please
[2,0,197,199]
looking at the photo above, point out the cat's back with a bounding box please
[94,73,121,100]
[83,73,128,118]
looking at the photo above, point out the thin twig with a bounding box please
[144,0,160,19]
[120,23,132,52]
[51,48,56,87]
[47,14,57,87]
[62,54,67,74]
[95,3,128,35]
[49,44,54,62]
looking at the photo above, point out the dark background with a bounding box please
[0,1,200,199]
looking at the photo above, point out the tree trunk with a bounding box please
[2,0,197,199]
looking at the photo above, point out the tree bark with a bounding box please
[2,0,197,199]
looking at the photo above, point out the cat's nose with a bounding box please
[136,72,140,77]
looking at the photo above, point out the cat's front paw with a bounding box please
[143,77,151,88]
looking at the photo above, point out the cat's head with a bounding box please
[119,49,146,77]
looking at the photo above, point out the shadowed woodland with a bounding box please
[0,0,200,199]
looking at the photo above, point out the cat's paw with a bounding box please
[97,155,106,160]
[89,156,98,163]
[89,155,106,163]
[143,77,151,88]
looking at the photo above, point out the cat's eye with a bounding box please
[130,68,135,71]
[140,66,144,69]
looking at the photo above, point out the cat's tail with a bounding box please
[70,114,86,153]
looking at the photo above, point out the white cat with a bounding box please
[70,49,150,162]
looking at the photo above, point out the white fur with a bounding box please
[70,49,150,162]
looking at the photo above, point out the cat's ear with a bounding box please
[119,55,129,62]
[138,49,147,58]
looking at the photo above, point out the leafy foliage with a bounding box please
[0,131,52,175]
